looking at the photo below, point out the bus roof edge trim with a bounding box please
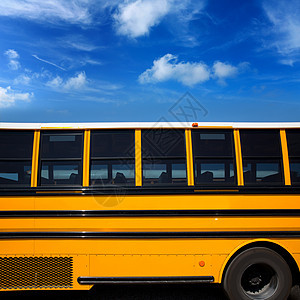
[1,122,300,130]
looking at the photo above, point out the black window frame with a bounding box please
[192,129,237,186]
[240,129,284,186]
[38,130,84,187]
[0,130,34,187]
[89,129,135,187]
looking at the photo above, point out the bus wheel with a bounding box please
[223,247,292,300]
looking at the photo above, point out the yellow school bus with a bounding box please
[0,122,300,300]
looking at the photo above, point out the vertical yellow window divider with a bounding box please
[135,129,142,186]
[233,129,244,186]
[31,130,40,187]
[83,130,91,187]
[185,129,194,186]
[280,129,291,186]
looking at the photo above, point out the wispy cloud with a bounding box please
[139,54,247,86]
[4,49,20,70]
[84,59,102,66]
[0,86,33,107]
[13,74,31,85]
[278,59,295,66]
[59,35,100,52]
[0,0,97,26]
[262,0,300,60]
[0,0,206,43]
[32,55,66,71]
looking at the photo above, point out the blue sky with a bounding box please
[0,0,300,123]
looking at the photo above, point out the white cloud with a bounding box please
[46,76,63,88]
[139,54,248,86]
[114,0,170,38]
[14,74,31,85]
[263,0,300,57]
[212,61,238,79]
[7,60,21,71]
[139,54,210,86]
[4,49,19,59]
[113,0,205,39]
[4,49,20,70]
[64,72,87,89]
[0,0,97,25]
[46,72,87,90]
[0,86,33,107]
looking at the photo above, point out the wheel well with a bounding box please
[221,241,300,285]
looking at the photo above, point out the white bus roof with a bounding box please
[0,122,300,130]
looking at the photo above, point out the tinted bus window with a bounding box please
[240,130,283,185]
[142,129,187,185]
[142,129,185,157]
[240,130,281,157]
[91,131,134,158]
[40,132,83,159]
[193,132,233,157]
[90,130,135,186]
[192,130,236,185]
[0,131,33,186]
[39,131,83,186]
[286,130,300,184]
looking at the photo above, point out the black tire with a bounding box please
[223,247,292,300]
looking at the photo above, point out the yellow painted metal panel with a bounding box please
[33,238,243,256]
[135,129,142,186]
[90,254,215,277]
[83,130,91,187]
[32,238,300,283]
[71,255,91,290]
[0,196,35,216]
[280,129,291,186]
[31,130,40,187]
[32,216,300,232]
[0,218,35,230]
[185,129,194,186]
[233,129,244,186]
[0,241,35,255]
[30,193,300,211]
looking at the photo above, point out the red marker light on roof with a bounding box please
[192,123,198,127]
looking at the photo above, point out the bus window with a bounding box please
[286,129,300,184]
[240,130,283,185]
[90,130,135,186]
[38,131,83,186]
[142,129,187,185]
[0,131,33,186]
[192,130,236,185]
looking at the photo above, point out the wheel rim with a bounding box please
[241,263,278,299]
